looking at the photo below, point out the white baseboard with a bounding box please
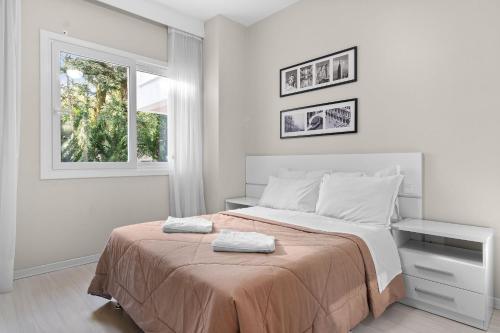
[14,254,100,280]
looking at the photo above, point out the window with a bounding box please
[136,71,169,163]
[41,31,169,179]
[59,51,130,164]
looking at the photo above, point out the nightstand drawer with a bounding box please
[225,197,259,211]
[399,241,484,293]
[403,275,485,321]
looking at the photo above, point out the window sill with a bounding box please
[40,167,169,180]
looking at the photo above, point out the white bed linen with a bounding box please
[162,216,213,233]
[212,229,275,253]
[231,206,401,292]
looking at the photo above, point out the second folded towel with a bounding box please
[162,216,213,234]
[212,229,275,253]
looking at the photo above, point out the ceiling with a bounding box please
[152,0,300,26]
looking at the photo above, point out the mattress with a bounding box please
[88,210,404,333]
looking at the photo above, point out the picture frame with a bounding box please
[280,98,357,139]
[280,46,357,97]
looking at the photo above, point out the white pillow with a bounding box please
[259,176,320,212]
[315,174,404,226]
[277,168,331,180]
[332,166,402,221]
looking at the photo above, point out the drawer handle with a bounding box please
[414,287,455,302]
[414,264,454,276]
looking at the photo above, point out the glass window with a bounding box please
[136,71,169,163]
[59,52,129,162]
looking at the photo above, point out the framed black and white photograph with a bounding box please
[280,98,357,138]
[283,69,298,92]
[283,113,305,133]
[280,46,357,97]
[299,65,313,88]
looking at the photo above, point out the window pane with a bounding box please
[136,71,169,162]
[59,52,129,162]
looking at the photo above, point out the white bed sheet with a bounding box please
[231,206,401,292]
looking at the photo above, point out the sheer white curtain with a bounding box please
[167,28,206,217]
[0,0,21,293]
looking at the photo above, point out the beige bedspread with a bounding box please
[88,212,404,333]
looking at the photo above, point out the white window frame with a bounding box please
[40,30,169,179]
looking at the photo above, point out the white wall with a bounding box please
[244,0,500,297]
[203,16,247,213]
[16,0,169,270]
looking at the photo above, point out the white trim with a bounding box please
[41,167,169,180]
[14,254,100,280]
[95,0,205,38]
[40,30,169,179]
[41,30,168,68]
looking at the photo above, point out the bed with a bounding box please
[88,153,423,333]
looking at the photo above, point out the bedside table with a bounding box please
[225,197,259,210]
[392,219,494,330]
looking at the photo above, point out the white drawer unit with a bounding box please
[225,197,259,210]
[392,219,494,330]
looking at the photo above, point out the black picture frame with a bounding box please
[280,98,358,139]
[279,46,357,97]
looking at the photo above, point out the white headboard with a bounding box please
[246,153,423,219]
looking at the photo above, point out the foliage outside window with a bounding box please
[60,52,130,162]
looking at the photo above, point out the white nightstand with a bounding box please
[392,219,494,330]
[225,197,259,210]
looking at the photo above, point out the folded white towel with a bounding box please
[162,216,213,234]
[212,229,275,253]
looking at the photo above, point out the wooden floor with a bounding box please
[0,263,499,333]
